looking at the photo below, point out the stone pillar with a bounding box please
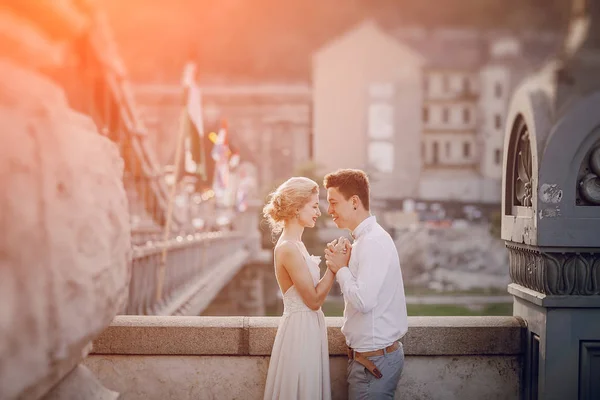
[0,2,131,399]
[502,1,600,399]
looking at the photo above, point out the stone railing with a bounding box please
[86,316,524,400]
[123,209,261,316]
[125,232,249,315]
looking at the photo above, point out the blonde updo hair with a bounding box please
[263,177,319,235]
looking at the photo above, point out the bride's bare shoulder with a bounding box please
[274,241,301,260]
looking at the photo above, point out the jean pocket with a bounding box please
[387,349,405,369]
[347,358,354,374]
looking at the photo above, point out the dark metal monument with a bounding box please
[502,0,600,398]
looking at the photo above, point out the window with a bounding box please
[367,83,395,173]
[421,142,426,159]
[463,107,470,123]
[443,76,450,92]
[445,142,451,157]
[423,77,429,94]
[368,103,394,139]
[495,114,502,129]
[442,108,449,123]
[495,83,503,98]
[368,142,394,173]
[463,142,471,158]
[463,77,470,93]
[495,148,502,165]
[423,106,429,123]
[432,141,439,164]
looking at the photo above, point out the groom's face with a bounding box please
[326,187,353,230]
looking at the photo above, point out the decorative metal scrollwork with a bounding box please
[578,146,600,206]
[507,243,600,296]
[515,122,533,207]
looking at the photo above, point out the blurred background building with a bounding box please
[6,1,600,398]
[95,0,569,307]
[313,22,560,217]
[135,82,311,193]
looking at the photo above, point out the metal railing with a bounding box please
[127,231,246,315]
[57,12,254,315]
[67,14,179,230]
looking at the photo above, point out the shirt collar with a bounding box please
[351,216,376,240]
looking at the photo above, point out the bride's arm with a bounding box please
[276,242,335,310]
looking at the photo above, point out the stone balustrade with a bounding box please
[86,315,524,400]
[124,208,262,316]
[125,232,248,315]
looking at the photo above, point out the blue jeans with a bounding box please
[347,343,404,400]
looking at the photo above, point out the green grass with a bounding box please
[405,303,513,316]
[403,286,509,297]
[267,297,514,317]
[320,300,513,317]
[321,300,345,316]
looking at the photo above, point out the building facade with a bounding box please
[312,21,424,204]
[312,21,559,210]
[135,83,312,194]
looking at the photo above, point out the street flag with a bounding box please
[211,120,232,200]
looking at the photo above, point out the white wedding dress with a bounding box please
[263,242,331,400]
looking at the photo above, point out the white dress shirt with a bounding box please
[336,216,408,352]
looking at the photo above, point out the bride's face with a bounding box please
[297,192,321,228]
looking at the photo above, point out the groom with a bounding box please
[323,169,408,400]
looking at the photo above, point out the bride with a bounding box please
[262,177,336,400]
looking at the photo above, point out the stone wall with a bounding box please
[0,3,132,398]
[86,316,524,400]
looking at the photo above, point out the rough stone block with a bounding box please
[0,59,131,399]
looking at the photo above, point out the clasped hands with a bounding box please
[324,237,352,274]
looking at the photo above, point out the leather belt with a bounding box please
[347,342,400,379]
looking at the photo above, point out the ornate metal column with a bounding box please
[502,1,600,399]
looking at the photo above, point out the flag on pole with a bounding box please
[235,166,255,212]
[178,62,207,182]
[186,82,208,181]
[187,84,204,137]
[229,151,240,169]
[211,120,232,202]
[211,121,231,163]
[236,179,249,212]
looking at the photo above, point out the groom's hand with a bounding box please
[325,240,339,273]
[325,240,351,273]
[327,237,349,253]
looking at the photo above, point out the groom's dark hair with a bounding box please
[323,169,370,211]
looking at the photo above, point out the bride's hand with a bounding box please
[326,260,336,274]
[325,239,338,253]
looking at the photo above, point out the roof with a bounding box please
[313,19,426,66]
[387,25,562,71]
